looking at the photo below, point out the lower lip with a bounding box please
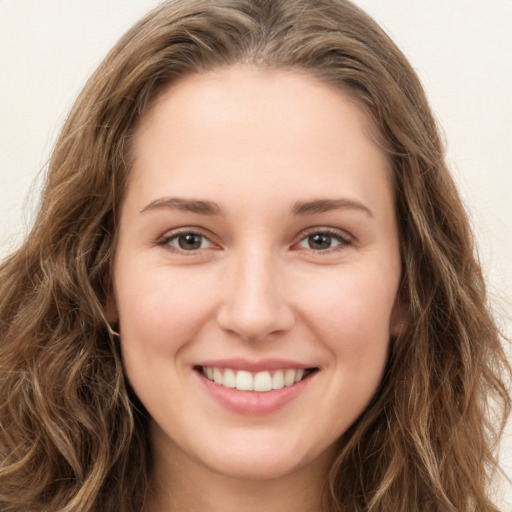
[196,371,315,415]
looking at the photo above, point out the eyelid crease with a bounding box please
[297,227,354,244]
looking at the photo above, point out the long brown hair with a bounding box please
[0,1,509,510]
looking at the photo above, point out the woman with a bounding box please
[0,1,510,511]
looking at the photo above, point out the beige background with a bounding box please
[0,0,510,506]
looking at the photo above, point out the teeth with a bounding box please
[272,370,285,390]
[223,368,236,388]
[213,368,223,385]
[201,367,310,392]
[253,371,272,392]
[235,370,253,391]
[284,369,296,387]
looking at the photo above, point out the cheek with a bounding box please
[115,267,220,403]
[296,265,398,357]
[115,266,219,354]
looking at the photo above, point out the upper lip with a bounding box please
[196,357,316,373]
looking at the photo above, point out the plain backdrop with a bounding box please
[0,0,511,506]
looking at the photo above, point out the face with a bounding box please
[110,67,402,483]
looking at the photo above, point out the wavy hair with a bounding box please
[0,0,510,510]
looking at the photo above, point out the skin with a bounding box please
[109,66,402,512]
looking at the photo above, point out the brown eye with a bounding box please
[178,233,203,250]
[165,232,212,251]
[297,230,351,252]
[308,233,332,250]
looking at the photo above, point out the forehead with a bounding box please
[128,66,391,212]
[136,66,379,153]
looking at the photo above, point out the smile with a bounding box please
[199,366,315,392]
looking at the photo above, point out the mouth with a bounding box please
[194,365,318,392]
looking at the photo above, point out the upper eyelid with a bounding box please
[159,226,214,241]
[301,226,350,236]
[296,226,354,243]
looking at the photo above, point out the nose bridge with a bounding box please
[217,242,294,341]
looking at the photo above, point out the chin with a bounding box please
[195,434,335,482]
[226,455,300,480]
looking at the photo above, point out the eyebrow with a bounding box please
[140,196,373,217]
[140,197,222,215]
[291,198,373,217]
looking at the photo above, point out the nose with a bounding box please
[216,248,295,342]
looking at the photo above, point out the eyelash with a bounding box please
[296,228,353,253]
[157,227,354,254]
[157,229,216,253]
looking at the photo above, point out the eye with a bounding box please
[297,229,352,251]
[162,231,214,252]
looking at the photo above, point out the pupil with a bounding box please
[309,233,331,250]
[179,234,202,250]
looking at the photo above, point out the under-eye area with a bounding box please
[194,366,319,392]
